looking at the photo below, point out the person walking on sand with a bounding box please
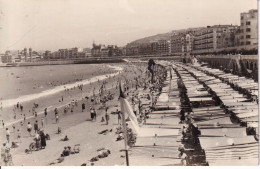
[90,107,94,121]
[6,128,10,143]
[12,124,15,133]
[17,129,21,143]
[93,108,97,121]
[34,121,39,133]
[41,118,44,128]
[55,114,59,123]
[82,103,85,112]
[35,131,41,151]
[54,108,58,115]
[44,108,47,117]
[105,112,109,125]
[27,122,32,136]
[117,110,121,124]
[2,120,4,129]
[40,130,46,149]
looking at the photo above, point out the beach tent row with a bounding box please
[177,64,258,166]
[186,65,258,131]
[172,64,213,107]
[129,63,183,166]
[192,65,258,102]
[172,64,215,166]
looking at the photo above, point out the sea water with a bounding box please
[0,64,123,108]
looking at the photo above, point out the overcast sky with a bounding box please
[0,0,257,53]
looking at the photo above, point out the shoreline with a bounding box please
[0,65,123,108]
[1,65,123,126]
[0,61,146,166]
[0,58,125,67]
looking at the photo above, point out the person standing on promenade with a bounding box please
[6,128,10,143]
[148,59,155,83]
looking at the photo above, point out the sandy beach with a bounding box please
[0,61,148,166]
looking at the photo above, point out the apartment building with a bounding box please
[193,25,237,50]
[239,9,258,46]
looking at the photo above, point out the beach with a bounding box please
[0,61,149,166]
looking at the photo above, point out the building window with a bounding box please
[246,35,251,39]
[241,23,244,26]
[246,28,251,32]
[246,21,251,25]
[240,36,244,39]
[241,42,244,45]
[241,16,244,20]
[246,41,251,45]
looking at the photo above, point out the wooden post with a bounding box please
[121,99,129,166]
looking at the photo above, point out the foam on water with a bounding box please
[1,65,123,108]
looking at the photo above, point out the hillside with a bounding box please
[129,27,204,45]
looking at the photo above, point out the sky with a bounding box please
[0,0,258,53]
